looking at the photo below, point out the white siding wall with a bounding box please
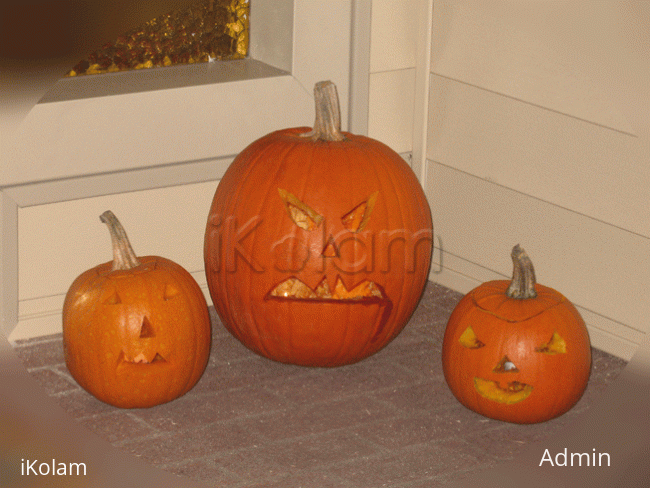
[367,0,417,153]
[424,1,650,360]
[366,0,650,360]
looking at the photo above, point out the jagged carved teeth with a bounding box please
[268,277,385,300]
[120,351,166,364]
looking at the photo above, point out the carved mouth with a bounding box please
[262,277,394,351]
[266,277,387,301]
[118,351,167,365]
[474,377,533,405]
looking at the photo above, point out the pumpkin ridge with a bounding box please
[246,157,277,359]
[207,135,266,321]
[230,140,286,360]
[362,140,402,326]
[167,261,211,392]
[334,304,352,365]
[266,140,318,357]
[237,137,291,353]
[369,137,430,331]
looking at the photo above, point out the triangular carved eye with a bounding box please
[278,188,323,231]
[104,290,122,305]
[139,317,155,338]
[535,332,567,355]
[163,283,181,301]
[341,191,379,233]
[459,326,485,349]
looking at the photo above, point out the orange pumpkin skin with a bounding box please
[442,279,591,424]
[204,124,432,367]
[63,256,211,408]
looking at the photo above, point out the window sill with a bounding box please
[39,59,289,104]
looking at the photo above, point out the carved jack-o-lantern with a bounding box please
[63,211,211,408]
[204,81,433,367]
[442,245,591,424]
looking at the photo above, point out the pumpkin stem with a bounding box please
[505,244,537,299]
[100,210,141,271]
[301,80,346,142]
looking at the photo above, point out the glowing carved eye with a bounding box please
[459,326,485,349]
[278,188,323,231]
[341,191,379,233]
[535,332,567,355]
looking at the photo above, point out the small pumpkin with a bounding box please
[441,245,591,424]
[204,80,433,367]
[63,211,211,408]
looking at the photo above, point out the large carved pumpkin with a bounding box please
[63,211,211,408]
[204,81,433,367]
[442,245,591,423]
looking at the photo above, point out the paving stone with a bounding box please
[117,420,262,466]
[79,411,158,444]
[381,339,445,378]
[213,430,380,480]
[590,347,628,380]
[131,387,289,431]
[12,336,66,368]
[240,469,355,488]
[262,360,420,405]
[330,443,480,488]
[52,388,117,418]
[159,458,241,486]
[352,409,500,450]
[207,333,263,365]
[371,377,460,413]
[193,354,309,393]
[241,396,399,443]
[456,415,576,463]
[12,280,628,487]
[23,366,79,395]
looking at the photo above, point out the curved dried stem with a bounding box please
[100,210,141,271]
[505,244,537,299]
[300,80,346,142]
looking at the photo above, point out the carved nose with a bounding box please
[321,235,339,257]
[139,317,155,338]
[493,355,519,373]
